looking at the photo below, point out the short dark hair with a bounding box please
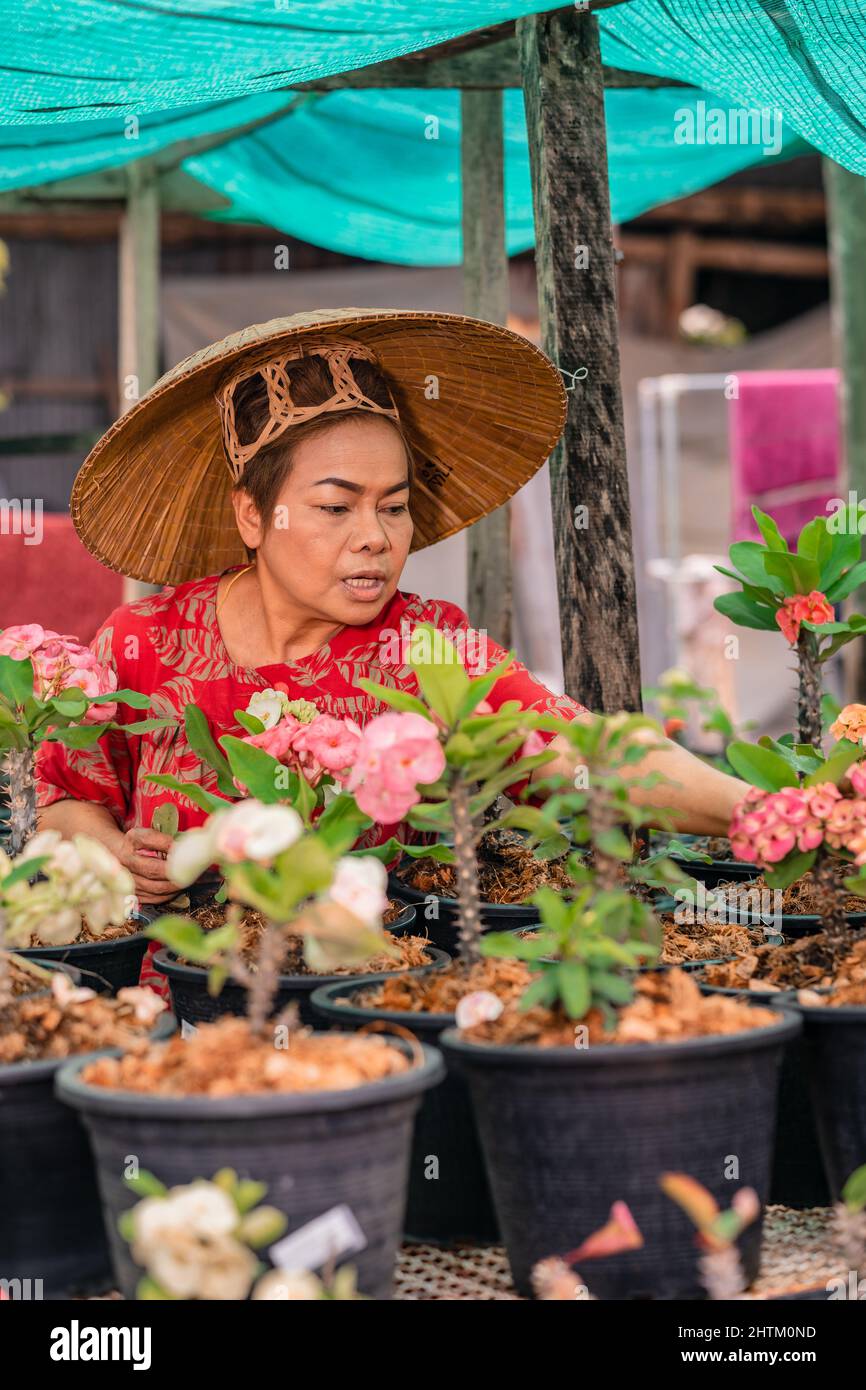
[229,353,414,551]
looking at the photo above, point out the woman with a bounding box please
[38,308,745,906]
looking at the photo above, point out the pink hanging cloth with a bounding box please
[729,370,841,545]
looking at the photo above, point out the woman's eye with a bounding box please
[382,505,408,515]
[319,505,349,515]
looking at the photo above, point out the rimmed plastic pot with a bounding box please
[311,979,499,1245]
[56,1037,445,1300]
[668,855,759,888]
[790,1000,866,1202]
[440,1009,801,1299]
[17,914,151,994]
[0,1012,174,1298]
[388,873,540,955]
[678,973,830,1212]
[153,908,449,1029]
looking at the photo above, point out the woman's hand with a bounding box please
[114,827,180,905]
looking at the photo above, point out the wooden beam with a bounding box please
[461,89,512,648]
[636,185,826,230]
[825,158,866,699]
[619,230,829,277]
[518,7,641,712]
[118,161,161,600]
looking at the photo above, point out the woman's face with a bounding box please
[232,415,414,625]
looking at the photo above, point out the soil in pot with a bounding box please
[654,834,759,886]
[700,933,866,998]
[159,903,448,1028]
[0,983,169,1297]
[313,957,535,1245]
[657,913,778,965]
[711,868,866,938]
[441,968,798,1299]
[57,1016,444,1299]
[19,914,150,994]
[392,830,570,951]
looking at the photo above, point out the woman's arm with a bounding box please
[38,800,178,904]
[530,728,748,837]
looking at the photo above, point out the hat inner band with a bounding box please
[216,340,401,481]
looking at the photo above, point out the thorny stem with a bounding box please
[452,778,483,966]
[811,849,852,955]
[4,747,37,856]
[231,920,285,1039]
[796,632,823,750]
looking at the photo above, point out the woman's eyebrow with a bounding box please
[311,477,409,496]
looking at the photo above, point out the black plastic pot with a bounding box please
[791,1001,866,1202]
[690,974,830,1211]
[56,1037,444,1300]
[658,885,866,943]
[441,1009,800,1299]
[668,855,759,889]
[312,979,498,1245]
[0,1012,174,1299]
[388,873,540,955]
[154,907,450,1029]
[17,916,150,994]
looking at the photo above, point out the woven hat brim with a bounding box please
[71,308,567,586]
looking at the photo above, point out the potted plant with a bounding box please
[0,835,171,1297]
[429,712,800,1299]
[56,795,444,1300]
[0,623,168,854]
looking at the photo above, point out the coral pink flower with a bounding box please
[0,623,49,658]
[849,762,866,797]
[293,715,362,777]
[775,591,834,645]
[347,710,445,825]
[831,704,866,746]
[0,626,118,720]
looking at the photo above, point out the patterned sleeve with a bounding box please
[35,613,135,828]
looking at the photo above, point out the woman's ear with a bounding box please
[231,487,264,549]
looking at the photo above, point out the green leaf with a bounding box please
[146,773,228,815]
[763,849,817,891]
[713,592,778,631]
[185,703,235,796]
[233,1179,267,1215]
[518,970,560,1013]
[103,689,152,709]
[124,1170,168,1198]
[725,741,798,791]
[751,506,788,552]
[1,855,50,888]
[796,516,833,570]
[727,542,772,587]
[763,550,820,596]
[0,654,34,707]
[841,1164,866,1213]
[221,735,287,804]
[590,971,635,1006]
[556,960,591,1019]
[407,624,470,724]
[824,561,866,604]
[117,1210,136,1243]
[804,737,862,787]
[756,735,823,775]
[145,916,231,963]
[234,708,265,735]
[595,827,633,861]
[120,717,175,735]
[356,677,431,718]
[316,794,371,854]
[49,690,89,718]
[152,803,179,836]
[44,724,106,748]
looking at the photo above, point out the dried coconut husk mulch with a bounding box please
[0,989,164,1065]
[462,967,779,1048]
[398,829,571,904]
[188,902,433,976]
[7,954,58,997]
[351,957,533,1015]
[81,1015,412,1096]
[715,867,866,917]
[658,913,776,964]
[701,933,866,1006]
[21,915,143,949]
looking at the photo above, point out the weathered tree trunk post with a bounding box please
[825,158,866,700]
[517,8,641,711]
[461,88,512,648]
[119,159,161,601]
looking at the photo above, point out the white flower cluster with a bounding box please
[2,831,134,947]
[131,1183,258,1301]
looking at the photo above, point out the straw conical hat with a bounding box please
[71,308,567,586]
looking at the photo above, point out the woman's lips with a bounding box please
[341,575,387,601]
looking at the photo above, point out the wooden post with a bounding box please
[118,159,161,600]
[826,160,866,702]
[518,9,641,710]
[461,89,512,648]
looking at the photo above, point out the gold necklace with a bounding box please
[215,563,254,617]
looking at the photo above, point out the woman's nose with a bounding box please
[350,511,389,552]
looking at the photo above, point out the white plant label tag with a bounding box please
[269,1204,366,1272]
[180,1019,198,1038]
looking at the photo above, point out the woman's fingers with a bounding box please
[128,827,175,855]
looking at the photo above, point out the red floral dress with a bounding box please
[36,573,585,984]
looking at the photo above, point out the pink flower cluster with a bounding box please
[242,708,446,823]
[730,766,866,868]
[774,590,834,645]
[0,623,117,722]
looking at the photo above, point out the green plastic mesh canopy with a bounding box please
[0,86,807,265]
[1,0,864,177]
